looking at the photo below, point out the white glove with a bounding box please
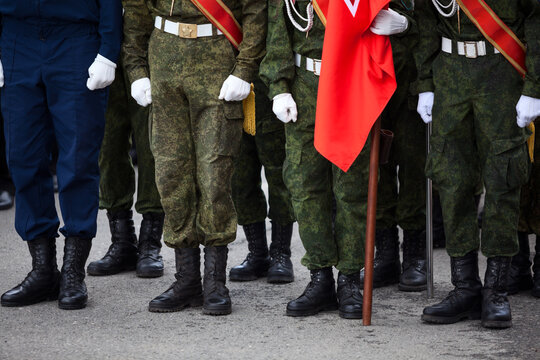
[417,92,434,124]
[131,77,152,107]
[516,95,540,128]
[0,60,4,87]
[370,8,409,36]
[272,93,297,123]
[86,54,116,91]
[218,75,251,101]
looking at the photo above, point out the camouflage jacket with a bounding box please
[414,0,540,97]
[122,0,267,84]
[259,0,416,99]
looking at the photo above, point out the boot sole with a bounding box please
[481,320,512,329]
[360,277,399,289]
[421,311,480,324]
[1,292,59,307]
[58,301,87,310]
[398,283,427,292]
[148,297,203,313]
[202,306,232,315]
[267,275,294,284]
[87,264,136,276]
[339,310,363,319]
[136,269,164,278]
[286,302,338,317]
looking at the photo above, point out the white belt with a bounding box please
[441,37,500,59]
[155,16,223,38]
[294,53,322,76]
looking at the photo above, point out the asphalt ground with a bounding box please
[0,195,539,359]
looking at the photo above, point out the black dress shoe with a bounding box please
[0,190,14,210]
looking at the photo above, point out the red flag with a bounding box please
[314,0,396,172]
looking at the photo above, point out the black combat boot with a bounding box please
[203,246,232,315]
[507,232,533,295]
[87,210,138,276]
[267,222,294,283]
[1,238,60,306]
[422,251,482,324]
[148,247,203,312]
[399,229,427,292]
[337,272,363,319]
[229,222,270,281]
[286,267,338,317]
[532,238,540,298]
[59,237,92,310]
[481,256,512,328]
[137,212,165,278]
[359,227,400,288]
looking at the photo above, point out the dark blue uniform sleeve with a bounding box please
[97,0,123,63]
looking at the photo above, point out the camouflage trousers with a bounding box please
[377,64,426,231]
[284,66,370,275]
[519,119,540,235]
[232,77,295,226]
[99,60,162,215]
[148,29,243,248]
[428,52,530,258]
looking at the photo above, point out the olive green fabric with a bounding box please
[260,0,369,274]
[377,0,426,231]
[122,0,267,248]
[99,60,162,215]
[231,77,295,226]
[415,1,539,258]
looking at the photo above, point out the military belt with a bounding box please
[154,16,223,39]
[294,53,322,76]
[441,37,500,59]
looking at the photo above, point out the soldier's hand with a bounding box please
[86,54,116,91]
[0,60,4,87]
[219,75,251,101]
[272,93,297,123]
[417,92,434,124]
[516,95,540,128]
[131,77,152,107]
[370,8,408,36]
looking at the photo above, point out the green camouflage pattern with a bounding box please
[260,0,369,274]
[414,0,540,97]
[231,77,295,226]
[147,30,246,248]
[415,0,539,258]
[122,0,267,248]
[122,0,267,85]
[377,0,426,231]
[99,60,163,215]
[424,53,530,257]
[259,0,325,99]
[519,119,540,235]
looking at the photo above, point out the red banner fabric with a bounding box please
[314,0,396,172]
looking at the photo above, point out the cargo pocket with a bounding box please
[218,102,244,156]
[490,138,530,190]
[425,136,445,183]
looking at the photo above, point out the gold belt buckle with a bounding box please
[464,41,478,59]
[178,23,197,39]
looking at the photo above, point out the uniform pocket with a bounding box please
[217,102,243,156]
[490,138,530,190]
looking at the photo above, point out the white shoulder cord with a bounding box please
[284,0,314,33]
[431,0,459,18]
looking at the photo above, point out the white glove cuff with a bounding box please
[95,54,117,69]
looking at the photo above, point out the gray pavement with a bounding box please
[0,204,539,360]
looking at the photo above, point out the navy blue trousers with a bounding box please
[1,18,108,241]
